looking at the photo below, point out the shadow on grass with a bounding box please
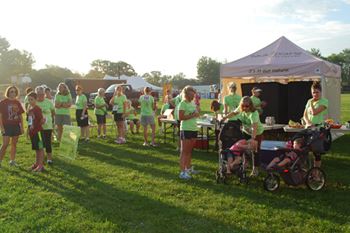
[78,141,350,226]
[10,162,250,233]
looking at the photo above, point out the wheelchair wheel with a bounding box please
[305,167,326,191]
[263,174,280,192]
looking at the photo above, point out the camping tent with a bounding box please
[103,75,162,91]
[220,36,341,123]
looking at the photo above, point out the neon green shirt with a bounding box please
[238,110,264,136]
[179,100,198,132]
[126,106,137,120]
[36,98,54,130]
[94,96,107,115]
[305,98,328,125]
[75,94,87,110]
[173,95,182,120]
[251,96,262,113]
[55,93,72,115]
[224,94,241,121]
[112,95,127,113]
[161,103,170,114]
[139,95,154,116]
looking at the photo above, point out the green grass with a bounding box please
[0,96,349,233]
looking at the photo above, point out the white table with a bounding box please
[283,125,350,133]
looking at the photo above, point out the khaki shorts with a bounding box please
[55,114,71,126]
[140,115,155,126]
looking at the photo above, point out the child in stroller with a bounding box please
[266,138,304,170]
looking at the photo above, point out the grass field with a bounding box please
[0,95,349,233]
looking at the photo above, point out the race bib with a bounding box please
[144,96,149,101]
[28,116,33,126]
[113,105,119,112]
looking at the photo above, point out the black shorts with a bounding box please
[31,132,44,151]
[180,130,198,140]
[76,109,89,127]
[2,125,21,137]
[41,130,52,153]
[114,113,124,122]
[96,114,106,124]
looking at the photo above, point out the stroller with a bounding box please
[215,120,253,184]
[263,125,331,192]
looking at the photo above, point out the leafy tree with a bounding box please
[30,65,82,89]
[84,69,105,79]
[91,59,136,77]
[0,36,10,55]
[196,56,221,85]
[171,72,197,89]
[327,49,350,86]
[310,48,323,58]
[142,71,170,86]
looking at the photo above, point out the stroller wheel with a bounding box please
[305,167,326,191]
[215,169,226,184]
[263,174,280,192]
[239,171,249,184]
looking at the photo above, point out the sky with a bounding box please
[1,0,350,78]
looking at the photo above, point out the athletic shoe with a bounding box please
[34,166,45,172]
[102,135,106,139]
[143,142,149,147]
[150,143,158,147]
[97,135,101,139]
[31,163,38,170]
[85,138,90,142]
[179,171,191,180]
[47,160,53,165]
[187,166,200,175]
[115,138,122,144]
[120,138,126,144]
[9,160,18,167]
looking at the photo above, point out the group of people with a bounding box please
[0,81,328,179]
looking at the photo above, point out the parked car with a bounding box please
[88,84,159,110]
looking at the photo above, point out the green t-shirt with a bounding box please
[179,100,198,132]
[161,103,170,114]
[139,95,154,116]
[251,96,262,113]
[94,96,107,115]
[238,110,264,136]
[55,93,72,115]
[305,98,328,125]
[173,95,182,120]
[224,94,241,121]
[126,106,137,120]
[112,95,127,113]
[36,98,55,130]
[75,94,87,110]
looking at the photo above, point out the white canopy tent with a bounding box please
[220,36,342,121]
[103,75,162,91]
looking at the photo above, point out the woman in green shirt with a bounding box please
[35,86,55,164]
[178,86,200,180]
[250,87,265,115]
[75,85,89,142]
[95,88,108,139]
[303,81,328,168]
[223,96,264,177]
[224,82,241,121]
[139,87,157,147]
[54,83,72,142]
[109,85,127,144]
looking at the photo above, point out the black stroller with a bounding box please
[215,120,253,184]
[263,125,331,192]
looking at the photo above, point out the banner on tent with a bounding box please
[58,125,80,160]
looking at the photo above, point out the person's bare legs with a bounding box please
[151,124,156,145]
[0,136,10,161]
[143,125,148,144]
[10,136,19,161]
[57,125,63,142]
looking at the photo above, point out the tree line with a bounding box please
[1,35,349,91]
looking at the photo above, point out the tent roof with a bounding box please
[221,36,341,79]
[103,75,162,91]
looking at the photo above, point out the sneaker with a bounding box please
[150,143,158,147]
[115,138,122,144]
[97,135,101,139]
[179,171,191,180]
[9,160,18,167]
[143,142,149,147]
[120,138,126,144]
[102,135,106,139]
[34,166,45,172]
[31,163,38,170]
[187,166,200,175]
[85,138,90,142]
[249,168,259,177]
[47,160,53,165]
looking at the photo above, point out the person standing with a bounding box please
[110,85,127,144]
[75,85,90,142]
[139,87,157,146]
[250,87,265,115]
[303,81,328,168]
[35,86,55,165]
[178,86,200,180]
[94,88,108,139]
[0,86,25,167]
[224,82,241,121]
[54,83,72,142]
[27,92,45,172]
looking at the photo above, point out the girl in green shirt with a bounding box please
[75,85,89,142]
[178,86,200,180]
[139,87,156,147]
[109,85,127,144]
[303,81,328,168]
[95,88,108,139]
[125,100,140,134]
[54,83,72,142]
[223,96,264,177]
[224,82,241,121]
